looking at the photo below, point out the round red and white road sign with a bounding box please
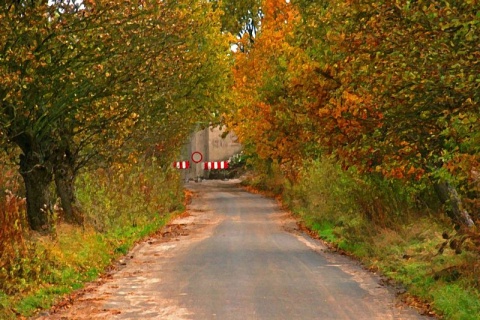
[191,151,203,163]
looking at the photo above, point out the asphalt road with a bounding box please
[36,179,430,320]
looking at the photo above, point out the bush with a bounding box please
[76,162,183,231]
[285,158,441,232]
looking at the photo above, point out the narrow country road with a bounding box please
[35,179,430,320]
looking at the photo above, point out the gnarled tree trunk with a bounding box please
[19,151,53,233]
[53,149,83,225]
[434,180,475,228]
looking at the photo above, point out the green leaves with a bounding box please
[1,0,233,230]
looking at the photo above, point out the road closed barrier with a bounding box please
[173,161,190,169]
[204,161,229,170]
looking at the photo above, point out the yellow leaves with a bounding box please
[127,152,138,164]
[407,165,416,175]
[317,107,330,117]
[343,91,360,104]
[326,30,346,42]
[130,112,139,120]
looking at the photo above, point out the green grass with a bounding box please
[7,216,178,318]
[304,212,480,319]
[432,283,480,320]
[309,221,337,243]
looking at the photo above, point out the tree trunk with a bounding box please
[19,151,53,233]
[53,158,83,225]
[434,180,475,228]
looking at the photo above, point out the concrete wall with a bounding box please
[206,127,242,162]
[182,126,242,179]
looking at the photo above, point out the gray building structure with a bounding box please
[183,126,242,180]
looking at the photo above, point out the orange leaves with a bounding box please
[229,0,346,179]
[385,166,425,181]
[228,0,306,174]
[228,0,479,194]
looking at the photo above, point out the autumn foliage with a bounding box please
[1,0,231,232]
[227,0,479,225]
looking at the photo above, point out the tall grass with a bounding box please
[284,159,442,229]
[76,162,183,231]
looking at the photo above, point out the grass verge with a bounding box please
[11,216,173,318]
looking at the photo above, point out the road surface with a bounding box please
[35,179,430,319]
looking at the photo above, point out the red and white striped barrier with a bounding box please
[173,161,190,169]
[204,161,229,170]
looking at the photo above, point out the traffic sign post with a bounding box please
[191,152,203,182]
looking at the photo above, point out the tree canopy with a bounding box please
[226,0,480,226]
[0,0,232,231]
